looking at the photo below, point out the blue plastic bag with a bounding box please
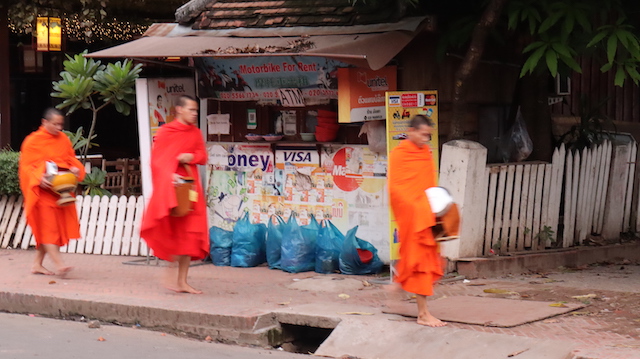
[209,226,233,266]
[280,214,318,273]
[339,226,384,275]
[266,215,286,269]
[231,212,267,267]
[315,220,344,274]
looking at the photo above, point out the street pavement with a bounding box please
[0,248,638,359]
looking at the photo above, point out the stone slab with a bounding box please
[383,296,584,327]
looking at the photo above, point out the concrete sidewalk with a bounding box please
[0,248,638,359]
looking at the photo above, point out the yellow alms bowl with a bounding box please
[51,172,77,193]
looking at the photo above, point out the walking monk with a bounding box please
[19,108,86,276]
[388,114,446,327]
[140,95,209,294]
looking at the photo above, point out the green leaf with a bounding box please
[614,66,626,87]
[586,31,608,48]
[546,50,558,77]
[607,34,618,64]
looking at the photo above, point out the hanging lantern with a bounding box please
[36,17,62,52]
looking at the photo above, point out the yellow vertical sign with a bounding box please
[36,17,62,52]
[385,90,439,261]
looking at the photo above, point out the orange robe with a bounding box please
[388,139,443,296]
[19,126,86,247]
[140,120,209,261]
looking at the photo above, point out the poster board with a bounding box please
[385,90,439,261]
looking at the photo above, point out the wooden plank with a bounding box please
[13,206,29,249]
[120,196,137,256]
[532,164,545,250]
[1,197,23,249]
[0,196,16,248]
[130,196,145,256]
[21,223,33,250]
[484,168,498,256]
[508,165,523,252]
[575,148,589,242]
[623,143,636,232]
[74,196,91,253]
[501,165,515,252]
[91,196,110,254]
[540,164,553,248]
[592,143,606,234]
[563,151,574,247]
[583,147,597,234]
[110,196,129,255]
[103,196,121,255]
[524,165,537,248]
[82,196,101,254]
[596,142,613,234]
[491,166,508,253]
[569,150,580,245]
[518,165,531,250]
[548,144,565,247]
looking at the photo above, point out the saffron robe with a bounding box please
[19,126,86,247]
[388,139,443,296]
[140,120,209,261]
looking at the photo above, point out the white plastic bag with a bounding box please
[500,108,533,162]
[359,120,387,153]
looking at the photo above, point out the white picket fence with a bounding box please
[482,140,638,255]
[0,195,148,256]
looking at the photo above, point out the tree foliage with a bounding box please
[51,51,142,159]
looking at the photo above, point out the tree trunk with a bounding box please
[449,0,507,140]
[519,73,553,161]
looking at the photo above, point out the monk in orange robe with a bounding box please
[140,95,209,294]
[19,108,86,276]
[388,114,445,327]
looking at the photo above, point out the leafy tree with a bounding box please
[51,50,142,159]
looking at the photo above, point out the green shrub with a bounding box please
[0,150,20,196]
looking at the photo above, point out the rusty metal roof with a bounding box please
[176,0,406,29]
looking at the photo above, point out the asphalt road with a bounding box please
[0,313,308,359]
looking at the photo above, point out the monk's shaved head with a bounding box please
[409,114,434,129]
[43,108,64,122]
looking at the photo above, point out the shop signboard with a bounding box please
[195,57,344,104]
[337,66,397,123]
[385,90,439,261]
[147,78,197,138]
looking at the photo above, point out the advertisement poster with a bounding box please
[337,66,397,123]
[321,145,389,261]
[385,90,439,261]
[195,57,344,104]
[147,78,197,138]
[205,142,391,261]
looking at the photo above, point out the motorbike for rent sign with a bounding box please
[385,90,439,261]
[195,57,344,105]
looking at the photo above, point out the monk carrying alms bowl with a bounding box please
[50,171,78,206]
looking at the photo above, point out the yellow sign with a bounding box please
[36,17,62,52]
[385,90,439,261]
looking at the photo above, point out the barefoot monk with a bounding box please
[19,108,85,276]
[140,95,209,294]
[388,114,446,327]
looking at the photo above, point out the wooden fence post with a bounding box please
[439,140,488,258]
[602,143,632,239]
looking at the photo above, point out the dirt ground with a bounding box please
[492,261,640,338]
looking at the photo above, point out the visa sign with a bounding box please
[275,150,319,167]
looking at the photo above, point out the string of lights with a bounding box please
[8,13,151,42]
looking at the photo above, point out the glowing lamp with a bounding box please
[36,17,62,52]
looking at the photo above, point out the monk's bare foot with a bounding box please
[56,266,73,277]
[166,284,202,294]
[417,314,447,327]
[31,265,55,275]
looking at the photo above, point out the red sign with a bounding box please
[425,94,437,106]
[401,93,419,107]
